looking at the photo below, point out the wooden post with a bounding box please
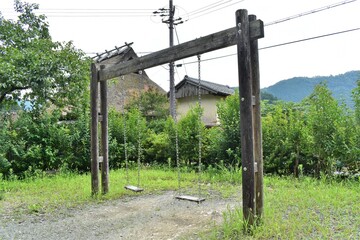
[90,63,99,195]
[249,14,264,222]
[100,65,109,194]
[236,9,255,227]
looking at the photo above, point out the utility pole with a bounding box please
[169,0,175,118]
[153,0,183,118]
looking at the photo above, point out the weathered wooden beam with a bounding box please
[99,20,264,81]
[90,63,99,196]
[249,14,264,223]
[237,9,256,228]
[100,67,109,194]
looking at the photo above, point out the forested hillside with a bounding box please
[263,71,360,107]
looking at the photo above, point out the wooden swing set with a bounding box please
[90,9,264,226]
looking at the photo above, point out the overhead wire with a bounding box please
[260,27,360,50]
[2,8,154,18]
[2,1,241,19]
[173,0,360,65]
[185,0,228,16]
[186,0,245,21]
[179,27,360,66]
[174,25,188,76]
[186,0,233,17]
[78,0,358,68]
[265,0,356,27]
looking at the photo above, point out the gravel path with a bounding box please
[0,191,241,240]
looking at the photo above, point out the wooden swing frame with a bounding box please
[90,9,264,227]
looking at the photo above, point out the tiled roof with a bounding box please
[176,75,234,96]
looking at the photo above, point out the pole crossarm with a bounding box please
[99,20,264,81]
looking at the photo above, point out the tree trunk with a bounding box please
[294,145,299,178]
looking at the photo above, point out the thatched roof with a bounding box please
[93,44,166,112]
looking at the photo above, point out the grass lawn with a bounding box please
[0,169,359,239]
[212,176,360,239]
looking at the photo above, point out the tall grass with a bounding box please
[213,176,360,239]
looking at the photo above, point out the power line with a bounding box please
[80,0,358,61]
[265,0,357,27]
[37,15,151,18]
[2,0,354,21]
[186,0,233,17]
[180,27,360,66]
[37,8,154,11]
[185,0,227,16]
[174,25,188,75]
[2,8,154,18]
[186,0,245,21]
[259,27,360,50]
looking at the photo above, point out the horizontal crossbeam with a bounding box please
[99,20,264,81]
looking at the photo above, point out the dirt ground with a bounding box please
[0,191,241,240]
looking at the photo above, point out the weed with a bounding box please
[210,176,360,239]
[28,203,43,214]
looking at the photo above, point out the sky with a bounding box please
[1,0,359,91]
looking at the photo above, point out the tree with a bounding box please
[215,90,241,166]
[262,102,293,175]
[0,0,90,113]
[347,80,360,171]
[125,87,169,132]
[260,91,278,104]
[352,80,360,125]
[177,104,206,168]
[306,82,342,177]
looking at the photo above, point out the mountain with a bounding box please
[262,71,360,107]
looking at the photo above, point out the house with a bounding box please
[93,43,166,112]
[174,75,234,127]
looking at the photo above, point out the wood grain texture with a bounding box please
[100,76,109,194]
[90,63,99,195]
[99,20,264,81]
[236,9,256,227]
[249,14,264,222]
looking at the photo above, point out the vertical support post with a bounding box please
[90,63,99,195]
[249,14,264,222]
[100,65,109,194]
[236,9,255,227]
[169,0,176,118]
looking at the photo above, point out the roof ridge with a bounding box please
[181,75,234,96]
[185,75,232,88]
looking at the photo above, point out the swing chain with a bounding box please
[175,111,181,191]
[137,71,143,188]
[121,75,129,184]
[197,54,202,198]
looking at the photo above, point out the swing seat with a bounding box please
[175,195,205,203]
[125,185,144,192]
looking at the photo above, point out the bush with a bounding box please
[0,109,91,178]
[214,91,241,167]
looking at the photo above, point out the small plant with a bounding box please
[28,203,43,214]
[0,190,4,200]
